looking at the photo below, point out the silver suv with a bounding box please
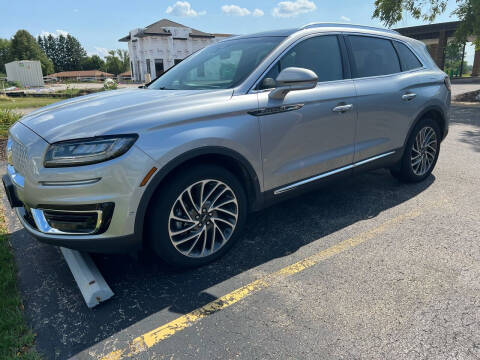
[3,23,450,267]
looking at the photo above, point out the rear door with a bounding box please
[345,35,424,162]
[255,34,357,192]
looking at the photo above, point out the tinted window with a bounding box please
[259,35,343,89]
[149,37,283,90]
[349,36,400,78]
[393,41,422,71]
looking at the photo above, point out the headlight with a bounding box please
[44,135,138,168]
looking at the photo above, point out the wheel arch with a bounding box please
[405,105,447,147]
[134,146,263,242]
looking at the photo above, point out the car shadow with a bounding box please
[8,169,435,359]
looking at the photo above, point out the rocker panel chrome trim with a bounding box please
[274,151,396,195]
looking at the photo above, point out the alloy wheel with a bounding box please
[411,126,437,176]
[168,179,239,258]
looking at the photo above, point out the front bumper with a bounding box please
[14,206,140,252]
[6,122,158,253]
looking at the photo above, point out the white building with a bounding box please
[119,19,232,82]
[5,60,44,87]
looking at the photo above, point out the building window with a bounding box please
[136,61,141,81]
[146,59,151,75]
[154,59,164,77]
[174,59,182,66]
[131,62,134,78]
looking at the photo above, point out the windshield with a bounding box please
[148,37,284,90]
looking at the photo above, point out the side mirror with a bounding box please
[269,67,318,100]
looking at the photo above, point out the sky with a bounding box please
[0,0,475,64]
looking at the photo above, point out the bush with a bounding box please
[0,108,21,137]
[103,78,118,90]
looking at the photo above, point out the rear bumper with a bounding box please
[15,206,142,253]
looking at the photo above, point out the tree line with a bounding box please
[373,0,479,46]
[0,29,130,76]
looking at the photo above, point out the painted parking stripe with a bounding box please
[99,208,422,360]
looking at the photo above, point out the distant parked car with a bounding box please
[3,23,450,268]
[43,76,58,83]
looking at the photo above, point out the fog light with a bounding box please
[30,203,114,235]
[44,210,100,234]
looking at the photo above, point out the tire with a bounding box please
[146,164,247,268]
[391,117,441,183]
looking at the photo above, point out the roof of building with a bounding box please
[394,21,461,40]
[118,70,131,76]
[119,18,233,42]
[50,70,113,78]
[6,60,42,65]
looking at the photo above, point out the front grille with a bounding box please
[11,139,28,175]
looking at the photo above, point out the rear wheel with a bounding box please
[391,118,441,183]
[147,164,247,268]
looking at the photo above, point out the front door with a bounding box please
[256,35,357,192]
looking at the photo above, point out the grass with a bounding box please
[0,96,60,110]
[0,109,22,137]
[0,208,42,359]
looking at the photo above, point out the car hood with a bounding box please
[19,88,234,143]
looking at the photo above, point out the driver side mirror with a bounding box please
[269,67,318,100]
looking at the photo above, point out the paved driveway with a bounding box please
[452,83,480,99]
[2,104,480,359]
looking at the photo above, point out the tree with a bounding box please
[103,49,130,75]
[373,0,480,44]
[116,49,130,72]
[64,35,87,71]
[41,34,57,68]
[80,55,105,70]
[37,33,87,72]
[0,38,12,74]
[10,30,53,75]
[444,41,464,74]
[104,50,123,75]
[453,0,480,45]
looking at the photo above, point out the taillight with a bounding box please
[444,76,451,92]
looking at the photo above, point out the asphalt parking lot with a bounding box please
[2,104,480,360]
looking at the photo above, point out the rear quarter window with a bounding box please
[393,41,423,71]
[348,35,401,78]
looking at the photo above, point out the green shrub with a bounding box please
[0,109,21,137]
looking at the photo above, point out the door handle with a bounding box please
[332,104,353,113]
[402,93,417,101]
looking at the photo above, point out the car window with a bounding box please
[393,41,423,71]
[148,37,284,90]
[185,50,242,84]
[258,35,343,90]
[348,36,401,78]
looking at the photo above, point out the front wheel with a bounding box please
[147,164,247,268]
[391,117,441,183]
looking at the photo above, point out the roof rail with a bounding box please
[299,22,400,35]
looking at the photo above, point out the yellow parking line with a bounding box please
[99,208,422,360]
